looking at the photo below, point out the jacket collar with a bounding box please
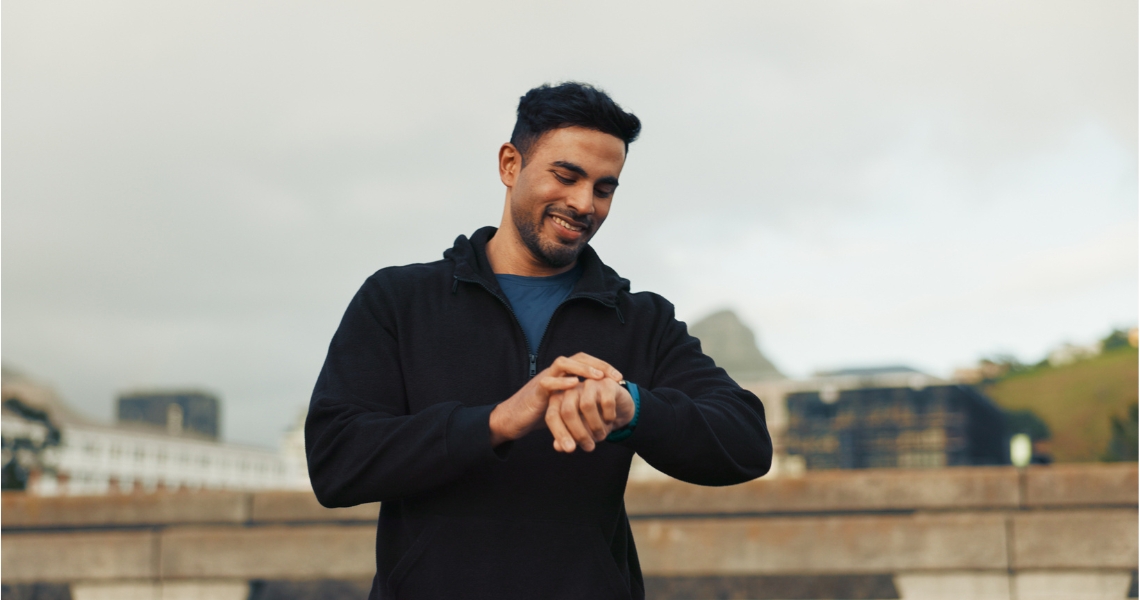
[446,226,630,306]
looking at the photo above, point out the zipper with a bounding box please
[454,274,617,379]
[527,294,615,377]
[455,275,532,378]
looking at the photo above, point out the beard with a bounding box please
[514,206,593,269]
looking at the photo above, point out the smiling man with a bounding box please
[306,82,773,600]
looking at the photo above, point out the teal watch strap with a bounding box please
[606,381,640,442]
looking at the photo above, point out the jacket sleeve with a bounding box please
[620,301,773,486]
[305,275,504,507]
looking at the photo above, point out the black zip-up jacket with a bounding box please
[306,227,772,600]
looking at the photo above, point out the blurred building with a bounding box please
[280,408,310,489]
[781,368,1009,471]
[617,312,1014,479]
[117,390,220,439]
[1,366,307,495]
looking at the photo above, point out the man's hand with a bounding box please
[546,377,636,453]
[489,353,623,447]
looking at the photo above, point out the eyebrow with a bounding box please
[551,161,620,188]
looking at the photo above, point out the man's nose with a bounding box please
[565,187,595,216]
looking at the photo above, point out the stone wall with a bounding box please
[3,464,1136,600]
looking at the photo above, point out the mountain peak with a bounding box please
[688,309,784,382]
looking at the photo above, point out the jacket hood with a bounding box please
[444,226,630,306]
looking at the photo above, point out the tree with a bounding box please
[1103,403,1138,462]
[0,399,61,490]
[1101,329,1133,352]
[1005,408,1050,441]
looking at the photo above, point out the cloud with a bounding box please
[3,0,1135,445]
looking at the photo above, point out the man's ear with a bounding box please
[499,143,521,187]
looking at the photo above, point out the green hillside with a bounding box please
[982,347,1138,462]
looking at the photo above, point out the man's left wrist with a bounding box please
[607,381,640,442]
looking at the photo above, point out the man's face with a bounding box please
[506,126,626,269]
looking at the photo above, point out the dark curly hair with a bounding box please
[510,82,641,163]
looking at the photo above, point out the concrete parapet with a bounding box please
[249,491,378,523]
[1012,509,1139,570]
[625,465,1021,515]
[1024,463,1139,508]
[1014,571,1138,600]
[2,491,249,529]
[2,530,157,582]
[632,512,1009,575]
[2,464,1136,600]
[161,525,375,580]
[70,581,248,600]
[893,571,1013,600]
[891,571,1137,600]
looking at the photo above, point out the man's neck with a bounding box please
[485,226,576,277]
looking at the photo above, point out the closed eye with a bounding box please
[552,172,576,185]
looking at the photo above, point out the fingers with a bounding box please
[549,356,607,381]
[545,393,576,452]
[542,374,625,454]
[559,387,596,452]
[598,378,618,423]
[546,353,623,382]
[569,352,623,382]
[516,375,578,416]
[546,387,597,453]
[538,376,580,393]
[578,379,610,442]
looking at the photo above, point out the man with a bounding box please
[306,82,772,600]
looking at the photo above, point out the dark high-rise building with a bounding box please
[117,390,220,440]
[783,384,1008,470]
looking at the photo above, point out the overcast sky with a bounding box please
[4,1,1136,447]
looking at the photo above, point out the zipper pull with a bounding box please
[529,354,537,378]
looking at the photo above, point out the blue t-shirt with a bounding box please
[495,266,581,353]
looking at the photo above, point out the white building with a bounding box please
[1,367,309,495]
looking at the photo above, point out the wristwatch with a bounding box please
[606,380,640,442]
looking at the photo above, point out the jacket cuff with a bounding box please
[446,404,510,465]
[618,386,676,449]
